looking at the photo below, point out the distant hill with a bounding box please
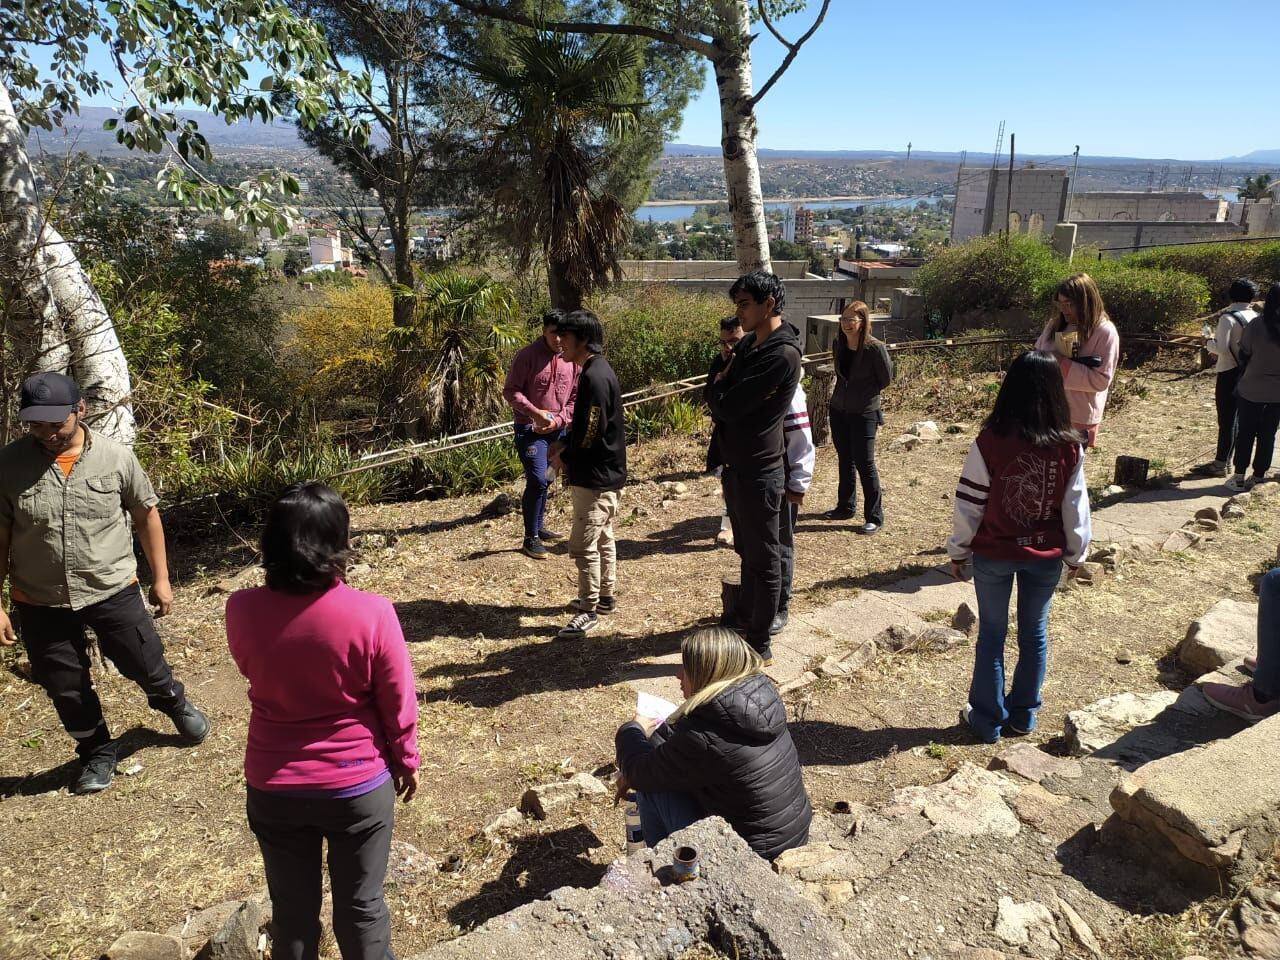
[1218,150,1280,164]
[26,106,308,156]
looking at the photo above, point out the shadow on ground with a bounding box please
[446,824,607,929]
[0,725,184,797]
[790,719,972,767]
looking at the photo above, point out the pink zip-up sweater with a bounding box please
[1035,316,1120,427]
[226,581,419,791]
[503,337,579,428]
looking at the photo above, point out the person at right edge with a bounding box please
[1191,278,1258,478]
[707,272,802,664]
[1226,284,1280,493]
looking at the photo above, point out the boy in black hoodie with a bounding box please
[706,272,803,661]
[550,310,627,639]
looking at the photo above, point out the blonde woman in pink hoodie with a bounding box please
[1034,273,1120,448]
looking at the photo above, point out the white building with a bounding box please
[783,205,797,243]
[308,233,349,268]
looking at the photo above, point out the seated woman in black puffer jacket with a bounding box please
[614,627,812,861]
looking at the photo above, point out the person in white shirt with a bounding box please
[774,385,815,635]
[1193,279,1260,477]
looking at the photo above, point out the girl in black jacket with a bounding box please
[614,628,812,861]
[827,300,893,533]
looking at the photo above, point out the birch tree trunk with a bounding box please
[712,0,772,275]
[0,79,136,445]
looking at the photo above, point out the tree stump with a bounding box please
[1114,455,1150,487]
[720,575,741,624]
[808,363,836,446]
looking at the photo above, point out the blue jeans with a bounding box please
[514,425,559,540]
[635,790,704,847]
[968,555,1063,742]
[1254,568,1280,701]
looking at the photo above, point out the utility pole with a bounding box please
[1004,133,1015,242]
[906,141,912,164]
[1066,144,1080,222]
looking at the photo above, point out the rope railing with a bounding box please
[329,329,1208,479]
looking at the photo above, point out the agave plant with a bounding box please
[468,30,644,310]
[386,269,522,436]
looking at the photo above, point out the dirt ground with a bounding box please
[0,348,1260,959]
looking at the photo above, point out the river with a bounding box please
[634,195,948,223]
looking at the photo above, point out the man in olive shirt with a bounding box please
[0,373,209,794]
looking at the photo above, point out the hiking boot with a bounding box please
[73,749,117,795]
[557,611,598,639]
[1190,460,1229,478]
[1202,681,1279,723]
[768,611,788,636]
[570,596,616,615]
[825,507,855,521]
[859,522,881,536]
[167,700,210,744]
[522,537,549,560]
[538,528,566,544]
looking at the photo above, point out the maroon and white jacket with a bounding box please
[946,429,1091,567]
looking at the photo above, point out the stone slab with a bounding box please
[1181,599,1257,677]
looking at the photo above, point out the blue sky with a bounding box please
[675,0,1273,160]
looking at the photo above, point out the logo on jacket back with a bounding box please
[1001,453,1060,528]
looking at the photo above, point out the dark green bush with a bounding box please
[1122,241,1280,305]
[916,234,1062,324]
[1084,260,1209,333]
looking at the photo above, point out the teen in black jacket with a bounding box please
[615,628,812,861]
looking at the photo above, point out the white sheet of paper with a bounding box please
[636,691,678,723]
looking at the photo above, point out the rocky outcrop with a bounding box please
[1064,691,1178,757]
[409,817,848,960]
[1180,598,1257,676]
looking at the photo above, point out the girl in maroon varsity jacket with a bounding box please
[946,351,1091,743]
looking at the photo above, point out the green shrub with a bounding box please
[411,439,521,498]
[916,234,1062,326]
[592,285,723,390]
[1122,241,1280,305]
[625,396,706,442]
[1080,260,1210,333]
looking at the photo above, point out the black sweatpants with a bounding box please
[1234,397,1280,478]
[247,780,397,960]
[830,409,884,525]
[723,466,784,656]
[16,585,183,760]
[1215,368,1242,464]
[778,500,799,615]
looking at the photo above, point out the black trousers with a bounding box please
[723,466,784,655]
[16,585,183,759]
[247,780,397,960]
[830,409,884,525]
[1234,397,1280,477]
[1215,368,1242,464]
[778,500,799,615]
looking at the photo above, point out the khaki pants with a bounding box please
[569,486,620,608]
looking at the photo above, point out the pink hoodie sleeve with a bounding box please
[372,601,420,772]
[1063,320,1119,395]
[557,364,580,429]
[503,345,539,421]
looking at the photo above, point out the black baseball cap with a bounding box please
[18,372,82,423]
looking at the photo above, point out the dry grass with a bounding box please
[0,349,1249,958]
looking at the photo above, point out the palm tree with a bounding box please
[1239,173,1274,200]
[386,269,521,436]
[468,30,643,310]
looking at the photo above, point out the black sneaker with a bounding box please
[825,507,855,521]
[522,537,549,560]
[168,701,211,744]
[769,611,788,636]
[73,749,117,795]
[557,612,598,639]
[538,528,566,544]
[859,522,882,536]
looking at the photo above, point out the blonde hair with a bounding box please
[1049,273,1107,340]
[838,300,871,352]
[667,627,763,722]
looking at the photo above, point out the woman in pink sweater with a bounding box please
[227,482,419,960]
[1034,273,1120,448]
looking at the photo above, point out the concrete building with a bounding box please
[834,258,923,312]
[950,168,1069,243]
[308,233,350,268]
[794,206,814,242]
[782,205,796,243]
[1073,220,1243,255]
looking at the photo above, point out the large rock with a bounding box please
[1181,599,1258,677]
[989,743,1082,784]
[101,932,187,960]
[1105,715,1280,891]
[195,899,262,960]
[889,764,1021,839]
[409,817,849,960]
[993,897,1059,954]
[1064,691,1178,756]
[166,901,252,957]
[519,773,608,820]
[774,813,930,885]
